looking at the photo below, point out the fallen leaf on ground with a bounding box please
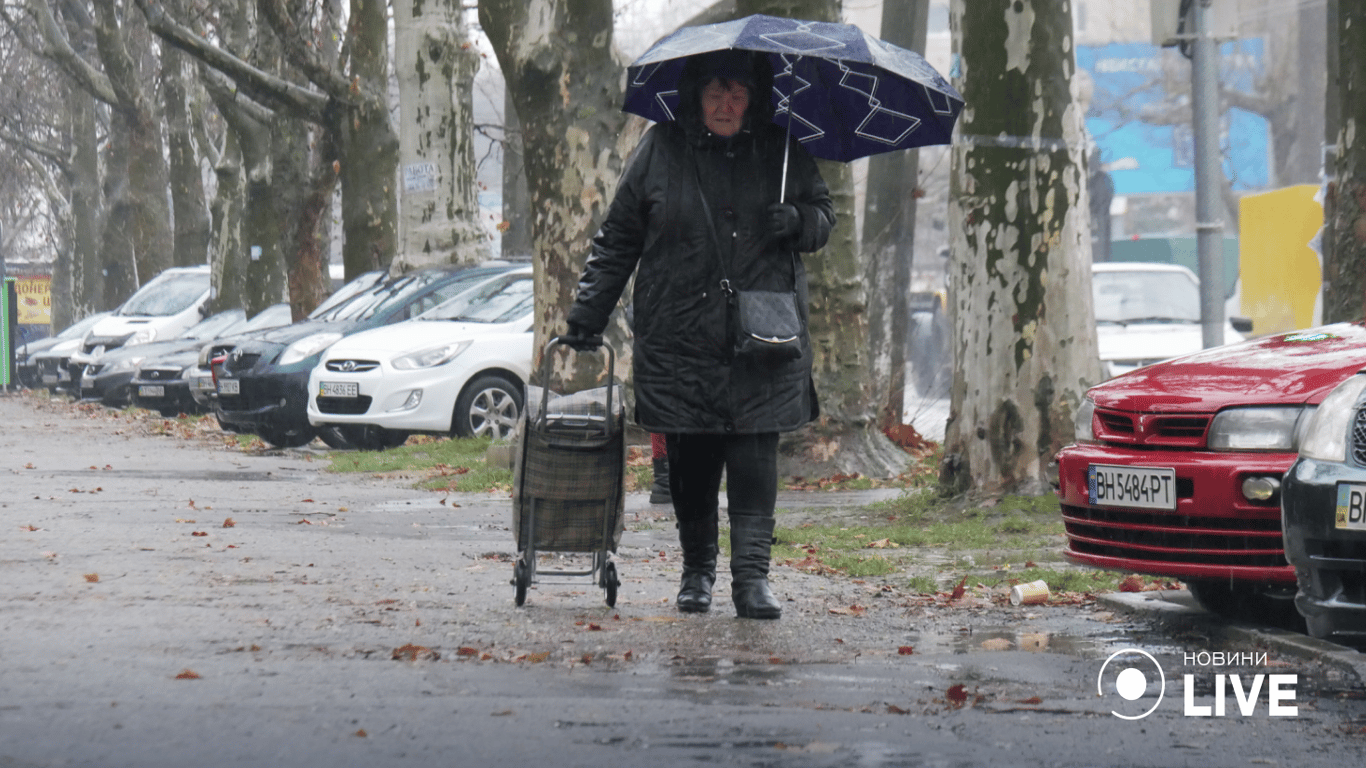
[392,644,438,661]
[980,637,1011,651]
[222,518,236,528]
[1119,574,1145,592]
[828,605,866,616]
[897,646,914,656]
[83,573,99,583]
[354,729,367,738]
[174,669,201,680]
[949,576,968,602]
[946,684,969,703]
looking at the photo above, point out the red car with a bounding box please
[1052,322,1366,622]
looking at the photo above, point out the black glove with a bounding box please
[562,322,601,351]
[767,203,801,240]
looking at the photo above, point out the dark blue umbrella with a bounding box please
[624,14,963,164]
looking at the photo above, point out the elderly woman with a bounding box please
[565,49,835,619]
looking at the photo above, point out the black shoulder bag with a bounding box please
[692,159,804,366]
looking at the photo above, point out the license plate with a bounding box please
[319,381,359,398]
[218,378,240,395]
[138,385,165,398]
[1088,464,1177,510]
[1335,484,1366,530]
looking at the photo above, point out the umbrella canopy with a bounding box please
[624,14,963,163]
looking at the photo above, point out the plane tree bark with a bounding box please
[942,0,1102,496]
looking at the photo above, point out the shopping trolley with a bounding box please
[510,337,625,607]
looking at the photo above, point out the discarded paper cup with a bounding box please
[1009,580,1049,606]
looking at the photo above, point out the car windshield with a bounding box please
[117,272,207,317]
[419,276,534,323]
[323,269,496,322]
[179,310,247,341]
[308,271,385,319]
[241,304,294,332]
[1093,269,1201,324]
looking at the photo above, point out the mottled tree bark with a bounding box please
[942,0,1102,495]
[392,0,489,272]
[479,0,638,389]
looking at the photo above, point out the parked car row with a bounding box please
[1052,321,1366,646]
[22,261,536,453]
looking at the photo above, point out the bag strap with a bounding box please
[689,150,796,299]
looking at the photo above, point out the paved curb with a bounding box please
[1099,589,1366,683]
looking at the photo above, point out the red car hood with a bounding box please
[1089,322,1366,413]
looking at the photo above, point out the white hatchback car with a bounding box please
[1093,261,1250,379]
[306,268,534,442]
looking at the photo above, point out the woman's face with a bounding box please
[701,78,751,137]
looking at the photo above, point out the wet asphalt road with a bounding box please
[2,391,1365,767]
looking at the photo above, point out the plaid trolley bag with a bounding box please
[511,337,625,607]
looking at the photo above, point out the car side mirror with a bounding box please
[1230,316,1253,334]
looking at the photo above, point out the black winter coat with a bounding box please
[568,120,835,434]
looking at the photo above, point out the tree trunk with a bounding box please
[864,0,930,432]
[942,0,1102,496]
[67,83,103,323]
[499,90,533,260]
[338,0,399,277]
[479,0,638,389]
[1325,0,1366,322]
[162,41,210,268]
[729,0,908,480]
[392,0,489,273]
[208,133,246,314]
[287,123,340,320]
[91,0,173,287]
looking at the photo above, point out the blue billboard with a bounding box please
[1077,40,1267,196]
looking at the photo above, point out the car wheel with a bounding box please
[336,425,410,451]
[453,374,524,440]
[1186,580,1307,632]
[316,426,357,449]
[257,423,316,449]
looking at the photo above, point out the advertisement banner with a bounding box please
[14,275,51,326]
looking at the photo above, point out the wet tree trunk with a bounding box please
[392,0,489,272]
[1324,0,1366,321]
[942,0,1102,496]
[479,0,639,388]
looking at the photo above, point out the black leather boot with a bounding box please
[675,514,717,613]
[649,456,671,504]
[729,513,782,619]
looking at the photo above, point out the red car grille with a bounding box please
[1062,503,1287,568]
[1093,408,1211,448]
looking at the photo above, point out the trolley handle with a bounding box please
[537,336,618,435]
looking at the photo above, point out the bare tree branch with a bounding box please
[134,0,331,123]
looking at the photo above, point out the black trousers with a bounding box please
[665,432,780,523]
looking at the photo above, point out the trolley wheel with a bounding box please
[513,558,530,607]
[603,561,619,608]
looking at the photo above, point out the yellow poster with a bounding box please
[1238,185,1323,335]
[14,276,52,326]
